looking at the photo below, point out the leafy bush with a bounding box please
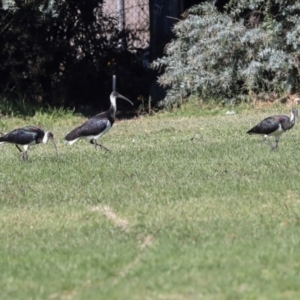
[152,1,300,107]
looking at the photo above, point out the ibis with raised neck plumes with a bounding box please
[64,91,133,151]
[247,108,298,149]
[0,126,58,161]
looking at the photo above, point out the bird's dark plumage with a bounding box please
[247,115,294,135]
[65,109,114,142]
[0,126,45,145]
[65,91,133,151]
[0,126,57,161]
[247,108,298,149]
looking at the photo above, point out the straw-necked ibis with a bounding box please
[64,91,133,151]
[0,126,58,161]
[247,108,298,149]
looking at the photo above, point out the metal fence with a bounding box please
[103,0,150,49]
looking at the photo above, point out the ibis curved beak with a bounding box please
[118,94,134,106]
[50,138,58,156]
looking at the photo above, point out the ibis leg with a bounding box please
[265,137,279,150]
[15,144,23,153]
[90,139,110,152]
[24,152,28,161]
[20,151,28,161]
[95,142,110,152]
[263,136,274,149]
[91,139,97,150]
[272,136,280,150]
[15,144,28,161]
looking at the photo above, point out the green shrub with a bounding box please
[152,1,300,107]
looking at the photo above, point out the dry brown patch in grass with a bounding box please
[286,190,300,201]
[91,205,154,284]
[251,93,300,108]
[91,205,155,282]
[139,235,154,249]
[91,205,130,232]
[147,293,203,300]
[118,235,154,279]
[118,256,141,278]
[49,290,76,300]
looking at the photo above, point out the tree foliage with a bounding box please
[0,0,149,109]
[152,0,300,107]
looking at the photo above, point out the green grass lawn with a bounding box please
[1,103,300,299]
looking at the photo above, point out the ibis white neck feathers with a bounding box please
[43,132,50,144]
[110,94,117,112]
[291,111,296,123]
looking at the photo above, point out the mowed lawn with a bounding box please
[1,103,300,299]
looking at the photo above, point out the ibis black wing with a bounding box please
[22,126,45,143]
[21,126,42,132]
[0,127,38,145]
[65,117,110,141]
[247,116,281,135]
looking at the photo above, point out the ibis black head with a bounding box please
[47,132,54,140]
[292,108,299,118]
[110,91,133,106]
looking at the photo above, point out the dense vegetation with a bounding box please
[152,0,300,107]
[0,0,150,110]
[2,0,300,110]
